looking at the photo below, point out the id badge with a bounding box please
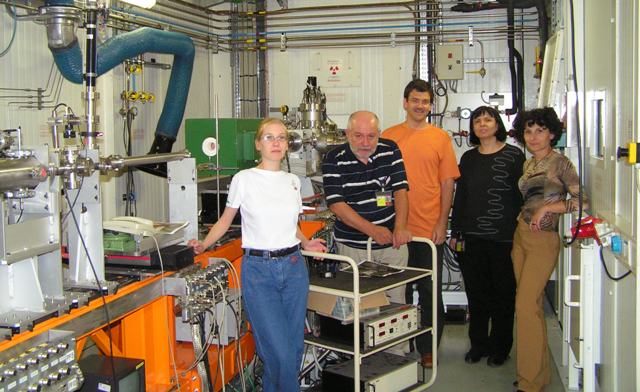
[375,191,393,207]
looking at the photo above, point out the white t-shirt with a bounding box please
[227,167,302,250]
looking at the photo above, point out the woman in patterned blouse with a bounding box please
[510,107,585,392]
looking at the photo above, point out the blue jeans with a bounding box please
[241,250,309,392]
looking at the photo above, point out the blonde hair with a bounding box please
[255,118,287,142]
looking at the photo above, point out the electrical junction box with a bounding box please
[435,44,464,80]
[175,288,244,345]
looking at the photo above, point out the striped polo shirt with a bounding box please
[322,139,409,249]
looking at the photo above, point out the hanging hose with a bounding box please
[200,318,214,392]
[192,322,212,392]
[43,0,194,176]
[514,47,525,112]
[452,0,545,114]
[534,0,548,59]
[505,0,520,115]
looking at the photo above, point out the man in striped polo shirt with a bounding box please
[322,111,412,308]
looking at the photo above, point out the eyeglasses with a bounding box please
[261,134,288,143]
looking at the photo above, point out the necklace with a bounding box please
[525,150,553,178]
[528,150,553,173]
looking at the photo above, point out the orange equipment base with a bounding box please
[0,220,323,391]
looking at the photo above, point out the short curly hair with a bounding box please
[468,106,507,145]
[512,107,563,147]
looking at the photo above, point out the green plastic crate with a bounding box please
[103,232,136,253]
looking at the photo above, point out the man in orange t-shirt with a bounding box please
[383,79,460,368]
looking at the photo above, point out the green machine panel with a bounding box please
[185,118,262,178]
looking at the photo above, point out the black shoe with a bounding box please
[487,354,509,367]
[464,348,487,364]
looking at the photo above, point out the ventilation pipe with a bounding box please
[452,1,548,58]
[451,0,548,115]
[43,0,195,176]
[505,0,524,115]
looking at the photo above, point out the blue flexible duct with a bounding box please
[45,1,195,142]
[98,28,195,140]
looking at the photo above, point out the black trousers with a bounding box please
[459,237,516,357]
[405,241,444,354]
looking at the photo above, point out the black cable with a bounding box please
[564,0,585,246]
[253,355,263,389]
[443,243,461,273]
[452,120,463,147]
[505,0,519,115]
[226,301,242,355]
[225,298,248,392]
[15,205,23,223]
[64,193,117,382]
[61,177,85,226]
[186,307,220,371]
[210,338,222,392]
[429,75,449,128]
[184,280,231,378]
[599,246,632,281]
[52,102,70,114]
[123,109,137,216]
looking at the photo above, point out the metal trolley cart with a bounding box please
[301,237,438,391]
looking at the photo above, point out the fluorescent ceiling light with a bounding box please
[121,0,156,8]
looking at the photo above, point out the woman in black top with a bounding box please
[451,106,525,367]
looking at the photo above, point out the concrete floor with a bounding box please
[421,310,567,392]
[303,301,570,391]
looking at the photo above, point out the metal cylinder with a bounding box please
[49,122,61,149]
[299,76,326,130]
[46,15,77,49]
[299,103,324,129]
[0,157,48,193]
[41,6,81,49]
[84,7,98,148]
[288,132,303,153]
[118,150,191,169]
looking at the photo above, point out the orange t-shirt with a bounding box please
[383,123,460,238]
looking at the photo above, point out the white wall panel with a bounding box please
[1,8,231,222]
[266,0,416,130]
[0,16,84,145]
[270,45,414,130]
[266,0,538,144]
[613,0,637,238]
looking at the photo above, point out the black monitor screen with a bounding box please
[118,369,141,392]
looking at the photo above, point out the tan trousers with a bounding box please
[511,219,560,392]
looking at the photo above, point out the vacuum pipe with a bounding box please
[0,157,48,192]
[44,0,195,161]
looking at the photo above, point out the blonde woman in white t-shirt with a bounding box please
[188,118,326,392]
